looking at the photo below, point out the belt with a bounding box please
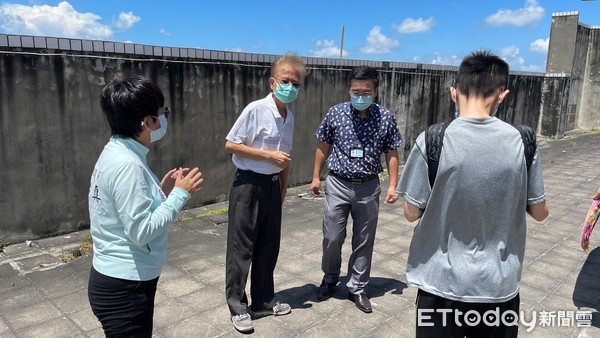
[329,171,378,184]
[237,169,280,181]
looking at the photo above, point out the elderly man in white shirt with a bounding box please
[224,53,306,334]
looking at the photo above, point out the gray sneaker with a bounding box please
[231,313,253,333]
[252,302,292,318]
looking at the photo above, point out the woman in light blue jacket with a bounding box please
[87,76,203,337]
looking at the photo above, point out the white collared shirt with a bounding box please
[226,94,294,174]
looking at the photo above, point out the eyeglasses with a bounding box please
[276,78,301,89]
[349,91,374,97]
[151,107,170,120]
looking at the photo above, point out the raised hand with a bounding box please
[174,167,204,196]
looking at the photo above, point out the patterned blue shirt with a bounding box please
[315,102,403,178]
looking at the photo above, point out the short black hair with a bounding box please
[350,65,379,88]
[100,76,164,138]
[455,50,509,98]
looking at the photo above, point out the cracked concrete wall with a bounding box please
[0,48,547,242]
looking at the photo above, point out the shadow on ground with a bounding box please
[276,275,408,310]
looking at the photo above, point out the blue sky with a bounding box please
[1,0,599,72]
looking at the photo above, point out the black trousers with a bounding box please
[415,289,520,338]
[88,267,159,338]
[225,169,282,315]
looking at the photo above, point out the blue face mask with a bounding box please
[143,114,168,143]
[350,95,373,111]
[274,81,299,104]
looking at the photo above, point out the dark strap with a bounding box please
[512,124,537,172]
[425,121,452,187]
[425,121,536,188]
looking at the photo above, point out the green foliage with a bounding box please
[196,207,228,218]
[0,233,6,253]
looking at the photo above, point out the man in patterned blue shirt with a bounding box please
[310,65,403,313]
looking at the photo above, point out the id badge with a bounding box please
[350,147,364,159]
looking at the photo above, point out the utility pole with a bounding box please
[340,24,345,59]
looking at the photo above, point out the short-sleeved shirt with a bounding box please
[226,94,293,175]
[315,102,403,178]
[396,117,546,303]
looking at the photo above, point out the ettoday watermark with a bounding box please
[418,308,594,332]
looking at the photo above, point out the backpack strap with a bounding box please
[425,121,452,187]
[512,124,537,172]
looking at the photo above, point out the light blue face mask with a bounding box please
[143,114,168,143]
[350,95,373,111]
[274,81,299,104]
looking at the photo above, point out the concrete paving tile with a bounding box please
[0,318,15,338]
[537,253,585,273]
[370,290,414,319]
[521,270,564,294]
[0,262,19,278]
[52,289,93,314]
[372,238,405,256]
[367,318,415,338]
[25,264,78,284]
[3,301,62,330]
[176,285,227,316]
[191,261,226,286]
[36,274,88,299]
[153,299,194,330]
[275,279,320,309]
[194,305,231,330]
[0,281,44,312]
[549,244,592,262]
[84,327,105,338]
[276,255,319,278]
[158,275,205,298]
[3,132,600,337]
[519,284,551,306]
[17,316,85,338]
[159,316,227,338]
[525,259,569,275]
[9,254,63,272]
[540,294,581,313]
[68,304,101,332]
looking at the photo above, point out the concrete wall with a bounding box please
[544,12,600,135]
[577,27,600,129]
[0,32,575,242]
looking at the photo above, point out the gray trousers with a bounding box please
[321,175,381,294]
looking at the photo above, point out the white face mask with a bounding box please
[143,114,168,143]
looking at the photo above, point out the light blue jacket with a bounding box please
[88,136,190,281]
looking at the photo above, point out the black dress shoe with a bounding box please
[348,291,372,313]
[317,280,336,301]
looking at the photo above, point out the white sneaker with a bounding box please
[231,313,253,333]
[252,302,292,318]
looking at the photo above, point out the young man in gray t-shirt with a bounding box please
[397,50,548,338]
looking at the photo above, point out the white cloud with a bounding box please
[498,45,545,71]
[360,26,399,54]
[159,28,170,36]
[500,45,526,67]
[430,52,461,66]
[485,0,545,27]
[115,11,140,30]
[0,1,112,39]
[529,37,549,53]
[393,17,435,34]
[229,47,244,52]
[309,39,348,58]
